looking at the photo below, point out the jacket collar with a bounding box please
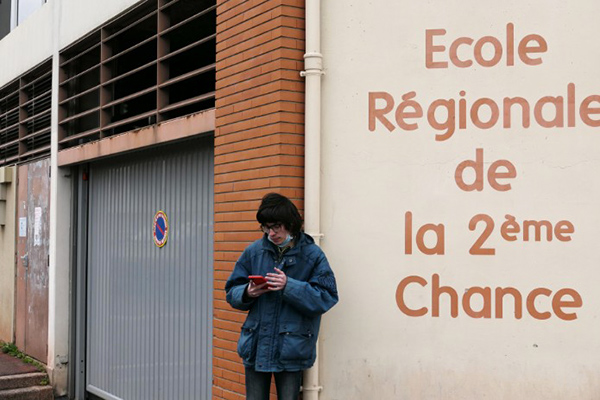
[260,232,314,255]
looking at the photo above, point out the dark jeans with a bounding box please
[245,367,303,400]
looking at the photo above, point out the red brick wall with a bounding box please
[213,1,306,398]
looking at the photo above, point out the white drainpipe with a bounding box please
[301,0,324,399]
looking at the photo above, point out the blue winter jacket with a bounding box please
[225,232,339,372]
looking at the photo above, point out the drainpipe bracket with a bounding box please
[302,52,324,77]
[302,385,324,393]
[300,69,325,77]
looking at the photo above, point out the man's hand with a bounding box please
[266,268,287,291]
[246,281,270,298]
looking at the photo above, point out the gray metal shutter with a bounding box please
[86,138,213,400]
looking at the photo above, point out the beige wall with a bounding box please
[0,167,17,342]
[320,1,600,398]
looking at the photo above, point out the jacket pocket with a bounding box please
[278,322,316,362]
[238,320,259,362]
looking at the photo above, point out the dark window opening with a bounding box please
[25,111,50,134]
[107,92,156,125]
[63,67,101,99]
[62,90,100,119]
[166,70,215,105]
[103,0,157,41]
[106,39,157,79]
[60,32,101,81]
[105,11,158,57]
[60,110,101,145]
[109,64,157,103]
[164,0,214,27]
[163,8,216,53]
[166,37,216,79]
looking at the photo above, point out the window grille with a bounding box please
[0,59,52,167]
[58,0,216,149]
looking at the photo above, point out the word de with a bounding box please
[396,274,582,320]
[426,23,547,69]
[455,148,516,192]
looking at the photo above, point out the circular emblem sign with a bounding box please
[153,211,169,248]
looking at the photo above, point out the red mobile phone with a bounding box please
[248,275,267,285]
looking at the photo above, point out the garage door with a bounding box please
[86,138,213,400]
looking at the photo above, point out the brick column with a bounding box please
[213,1,305,399]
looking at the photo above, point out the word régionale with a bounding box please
[368,84,600,141]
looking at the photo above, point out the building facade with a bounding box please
[0,0,599,399]
[0,0,305,398]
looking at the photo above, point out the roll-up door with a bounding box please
[85,138,213,400]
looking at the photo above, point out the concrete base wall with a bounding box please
[0,167,17,343]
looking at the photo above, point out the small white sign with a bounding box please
[34,207,42,246]
[19,217,26,237]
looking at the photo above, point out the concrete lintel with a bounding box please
[57,110,215,166]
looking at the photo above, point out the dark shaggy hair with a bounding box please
[256,193,303,237]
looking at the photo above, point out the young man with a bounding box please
[225,193,339,400]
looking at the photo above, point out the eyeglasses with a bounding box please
[261,223,283,233]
